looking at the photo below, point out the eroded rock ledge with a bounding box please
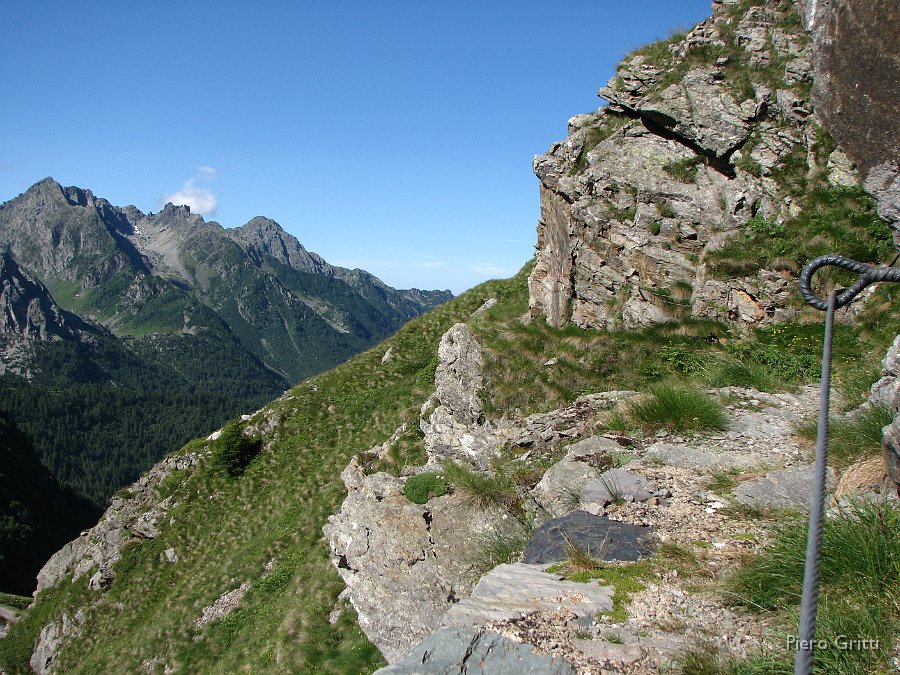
[527,0,872,331]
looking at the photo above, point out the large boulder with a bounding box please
[522,511,657,564]
[323,458,508,663]
[374,625,575,675]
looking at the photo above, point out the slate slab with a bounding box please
[581,468,653,505]
[442,562,613,628]
[522,511,657,564]
[733,464,836,511]
[375,625,575,674]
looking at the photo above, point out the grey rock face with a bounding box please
[442,563,613,629]
[374,626,575,675]
[420,323,503,466]
[323,459,508,663]
[36,450,203,593]
[604,66,764,159]
[522,511,657,564]
[526,0,869,332]
[30,620,61,675]
[870,335,900,496]
[733,464,836,511]
[645,441,764,472]
[0,251,97,344]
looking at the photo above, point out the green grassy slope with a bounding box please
[0,272,506,674]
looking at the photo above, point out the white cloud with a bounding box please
[161,167,218,216]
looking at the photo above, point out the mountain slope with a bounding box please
[0,179,449,508]
[0,413,100,597]
[0,270,501,674]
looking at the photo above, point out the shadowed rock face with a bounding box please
[804,0,899,176]
[803,0,900,232]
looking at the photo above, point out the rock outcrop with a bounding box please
[419,323,498,466]
[325,323,633,664]
[527,0,881,331]
[441,563,614,629]
[323,460,510,663]
[871,336,900,496]
[802,0,900,233]
[35,449,205,593]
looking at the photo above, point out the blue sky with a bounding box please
[1,1,712,294]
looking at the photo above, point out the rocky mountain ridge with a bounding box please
[0,177,451,381]
[0,177,450,591]
[527,0,891,332]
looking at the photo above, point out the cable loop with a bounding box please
[799,254,900,311]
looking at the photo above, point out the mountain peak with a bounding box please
[228,216,329,275]
[243,216,285,232]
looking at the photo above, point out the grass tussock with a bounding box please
[729,500,899,610]
[471,518,533,575]
[795,403,894,469]
[626,383,727,434]
[442,460,522,516]
[723,500,899,673]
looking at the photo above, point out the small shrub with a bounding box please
[627,383,728,433]
[211,421,262,477]
[402,471,449,504]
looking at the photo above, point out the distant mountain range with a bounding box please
[0,176,450,523]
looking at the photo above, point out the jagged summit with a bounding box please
[228,215,330,275]
[0,249,98,343]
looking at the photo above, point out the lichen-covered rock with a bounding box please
[526,0,859,332]
[323,462,508,663]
